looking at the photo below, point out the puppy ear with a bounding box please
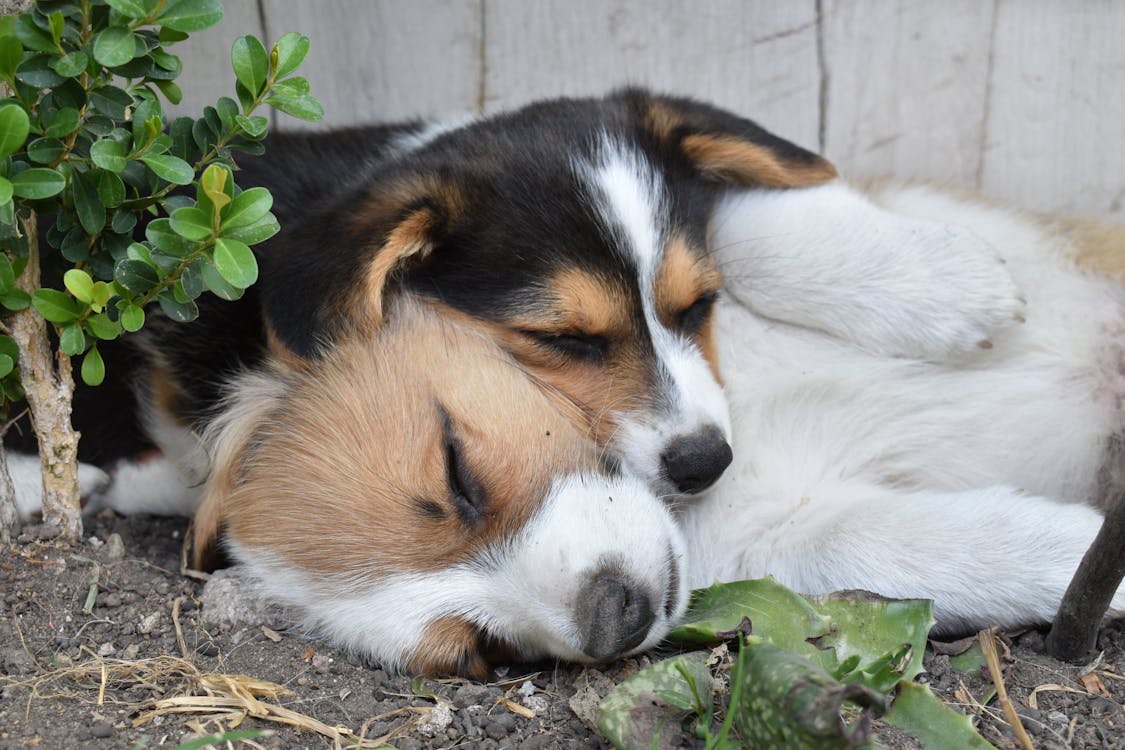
[347,177,462,328]
[626,88,838,188]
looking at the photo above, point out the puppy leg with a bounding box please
[7,452,111,521]
[757,484,1122,635]
[710,182,1026,360]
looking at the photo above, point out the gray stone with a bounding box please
[200,565,289,629]
[104,533,125,561]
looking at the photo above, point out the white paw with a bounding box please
[8,452,111,521]
[899,224,1027,360]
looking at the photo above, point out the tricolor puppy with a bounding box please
[230,89,842,496]
[191,298,689,677]
[192,182,1125,674]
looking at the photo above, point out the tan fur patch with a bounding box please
[212,300,603,580]
[654,236,723,381]
[1062,219,1125,280]
[681,133,838,188]
[407,617,495,678]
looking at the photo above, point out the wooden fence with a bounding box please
[171,1,1125,222]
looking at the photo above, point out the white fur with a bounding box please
[710,181,1027,361]
[584,138,732,492]
[683,183,1125,633]
[228,472,688,672]
[387,115,475,155]
[9,452,109,520]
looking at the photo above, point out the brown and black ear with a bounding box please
[257,173,462,359]
[346,175,464,328]
[624,88,838,188]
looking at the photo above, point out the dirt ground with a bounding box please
[1,512,1122,750]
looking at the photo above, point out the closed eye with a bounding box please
[678,293,717,335]
[441,408,487,526]
[522,330,609,362]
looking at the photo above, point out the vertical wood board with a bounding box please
[483,0,822,152]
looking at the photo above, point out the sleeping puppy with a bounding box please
[191,297,689,677]
[193,181,1124,674]
[221,87,848,496]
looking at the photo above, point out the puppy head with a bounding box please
[262,89,836,497]
[194,299,688,677]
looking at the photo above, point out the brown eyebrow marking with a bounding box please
[654,234,722,327]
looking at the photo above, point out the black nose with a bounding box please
[576,572,655,661]
[661,426,733,493]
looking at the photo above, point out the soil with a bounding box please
[1,512,1123,750]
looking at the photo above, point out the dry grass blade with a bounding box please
[134,671,396,748]
[172,595,189,659]
[980,628,1035,750]
[1026,683,1087,710]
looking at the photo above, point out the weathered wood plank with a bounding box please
[980,1,1125,221]
[482,0,822,152]
[259,0,482,128]
[820,0,996,187]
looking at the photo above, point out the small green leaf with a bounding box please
[0,177,10,206]
[220,212,279,245]
[158,292,198,321]
[111,209,137,235]
[212,238,257,289]
[32,288,85,324]
[120,302,145,332]
[221,187,272,230]
[50,50,88,78]
[81,345,105,386]
[214,96,238,128]
[90,139,127,172]
[231,34,268,98]
[93,169,125,208]
[146,218,198,257]
[10,168,65,199]
[59,324,86,356]
[141,154,193,185]
[179,259,204,298]
[234,114,267,139]
[0,354,13,379]
[272,32,310,79]
[114,258,160,295]
[72,172,106,235]
[153,79,182,105]
[15,54,65,87]
[271,76,309,98]
[26,137,65,164]
[88,86,134,119]
[93,27,138,67]
[1,289,30,311]
[91,281,111,312]
[47,11,64,47]
[169,206,214,241]
[200,163,230,211]
[267,93,324,122]
[0,35,23,81]
[12,15,54,53]
[0,254,15,293]
[201,260,243,301]
[105,0,148,18]
[63,268,94,303]
[43,107,81,138]
[158,0,224,32]
[0,335,18,365]
[0,104,30,159]
[85,312,122,341]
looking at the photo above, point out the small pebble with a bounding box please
[89,722,113,738]
[104,533,125,561]
[97,642,115,657]
[137,612,161,635]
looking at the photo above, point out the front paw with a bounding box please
[895,224,1027,360]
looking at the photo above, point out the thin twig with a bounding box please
[980,628,1035,750]
[172,595,189,660]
